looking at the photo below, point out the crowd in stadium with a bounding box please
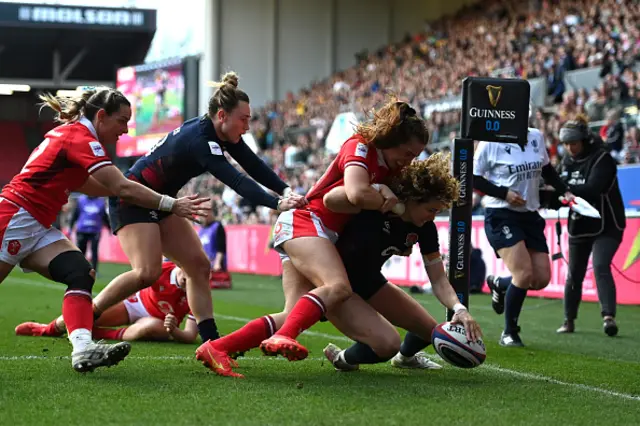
[180,0,640,225]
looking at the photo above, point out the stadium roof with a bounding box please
[0,2,156,90]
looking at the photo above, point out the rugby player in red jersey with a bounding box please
[16,261,198,344]
[195,155,483,378]
[196,99,430,372]
[0,88,208,372]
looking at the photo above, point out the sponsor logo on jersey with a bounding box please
[208,141,223,156]
[355,143,368,158]
[405,233,419,246]
[89,141,106,157]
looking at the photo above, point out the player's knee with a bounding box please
[513,268,534,289]
[370,331,402,361]
[48,251,95,294]
[531,271,550,290]
[327,281,353,303]
[133,265,162,289]
[182,254,212,282]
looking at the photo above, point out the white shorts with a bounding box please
[123,292,152,323]
[272,210,339,256]
[0,198,66,268]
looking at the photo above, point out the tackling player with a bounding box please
[0,88,208,372]
[194,154,482,377]
[254,99,430,362]
[16,261,198,344]
[92,72,306,347]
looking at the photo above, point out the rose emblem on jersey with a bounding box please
[7,240,21,256]
[274,223,282,236]
[405,233,419,246]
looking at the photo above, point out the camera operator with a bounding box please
[555,115,626,337]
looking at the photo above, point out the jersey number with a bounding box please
[146,135,168,157]
[20,138,50,174]
[146,127,180,157]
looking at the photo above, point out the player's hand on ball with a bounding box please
[451,310,483,343]
[378,185,399,213]
[164,313,178,334]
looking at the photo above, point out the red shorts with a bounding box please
[272,210,339,258]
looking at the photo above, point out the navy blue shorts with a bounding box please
[345,264,388,301]
[108,197,171,235]
[484,208,548,258]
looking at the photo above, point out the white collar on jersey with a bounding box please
[170,267,180,288]
[79,116,99,139]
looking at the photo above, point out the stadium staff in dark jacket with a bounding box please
[555,115,626,337]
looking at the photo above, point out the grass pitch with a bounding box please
[1,264,639,425]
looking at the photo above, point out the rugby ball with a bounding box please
[431,322,486,368]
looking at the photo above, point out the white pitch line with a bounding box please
[4,276,640,402]
[481,364,640,402]
[0,355,326,362]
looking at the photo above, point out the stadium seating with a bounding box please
[0,122,30,187]
[180,0,640,225]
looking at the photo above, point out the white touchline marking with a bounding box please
[0,355,326,362]
[4,276,639,402]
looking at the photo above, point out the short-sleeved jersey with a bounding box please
[304,136,390,233]
[474,128,549,212]
[126,115,285,209]
[139,262,192,324]
[1,118,112,227]
[337,210,439,281]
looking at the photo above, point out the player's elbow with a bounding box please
[181,332,199,344]
[344,185,368,207]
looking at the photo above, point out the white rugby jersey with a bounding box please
[473,128,549,212]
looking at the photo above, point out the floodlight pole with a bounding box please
[446,138,474,321]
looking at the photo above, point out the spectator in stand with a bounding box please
[600,109,625,159]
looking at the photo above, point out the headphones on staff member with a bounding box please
[559,119,594,145]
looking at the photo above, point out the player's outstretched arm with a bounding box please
[225,140,289,195]
[91,165,210,219]
[77,176,114,197]
[423,253,482,342]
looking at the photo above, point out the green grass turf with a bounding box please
[136,91,182,135]
[1,263,639,425]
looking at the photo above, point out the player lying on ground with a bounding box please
[16,261,198,343]
[0,88,208,373]
[195,154,482,377]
